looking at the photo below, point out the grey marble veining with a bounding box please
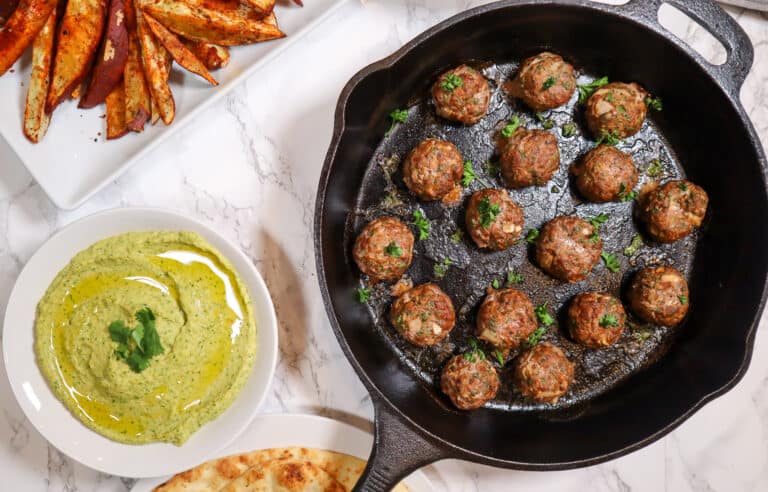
[1,1,768,491]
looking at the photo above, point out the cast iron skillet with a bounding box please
[314,1,768,490]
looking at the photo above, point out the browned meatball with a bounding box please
[627,266,689,326]
[440,354,500,410]
[431,65,491,125]
[506,52,577,111]
[353,217,414,282]
[640,180,709,243]
[567,292,626,348]
[514,342,575,404]
[536,216,602,282]
[465,189,524,250]
[585,82,648,139]
[476,288,537,351]
[499,128,560,188]
[389,283,455,346]
[571,145,638,202]
[402,138,463,201]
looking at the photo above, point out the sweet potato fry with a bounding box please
[141,0,285,46]
[0,0,20,26]
[105,78,128,139]
[242,0,274,16]
[80,0,129,108]
[23,6,56,143]
[143,12,217,86]
[46,0,108,112]
[136,8,174,125]
[0,0,57,75]
[182,40,229,71]
[124,36,150,130]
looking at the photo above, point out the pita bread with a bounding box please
[153,447,410,492]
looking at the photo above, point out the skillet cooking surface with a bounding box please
[348,60,696,414]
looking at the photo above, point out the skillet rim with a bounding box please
[313,0,768,469]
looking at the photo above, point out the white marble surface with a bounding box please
[1,1,767,491]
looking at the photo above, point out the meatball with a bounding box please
[431,64,491,125]
[389,283,455,346]
[567,292,626,348]
[506,52,577,111]
[353,217,414,282]
[514,342,575,404]
[402,138,464,202]
[571,145,638,202]
[465,189,524,250]
[476,288,537,351]
[585,82,648,139]
[499,128,560,188]
[441,354,500,410]
[536,216,602,282]
[627,266,689,326]
[640,180,709,243]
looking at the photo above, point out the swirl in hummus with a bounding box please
[34,231,257,445]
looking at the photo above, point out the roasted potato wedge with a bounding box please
[80,0,129,108]
[0,0,20,26]
[182,40,229,71]
[123,0,150,131]
[105,78,128,139]
[141,0,285,46]
[0,0,57,75]
[137,8,175,125]
[143,12,217,86]
[242,0,274,16]
[23,6,56,143]
[46,0,108,112]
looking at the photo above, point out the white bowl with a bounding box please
[2,207,278,477]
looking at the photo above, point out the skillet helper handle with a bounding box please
[627,0,754,90]
[353,396,446,492]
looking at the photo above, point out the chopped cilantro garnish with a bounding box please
[527,326,547,346]
[679,295,688,305]
[525,228,540,243]
[535,302,555,327]
[551,185,560,193]
[645,96,663,111]
[356,287,371,303]
[596,129,621,146]
[462,160,477,187]
[536,111,554,129]
[646,159,664,177]
[577,76,609,104]
[588,213,609,243]
[599,313,619,327]
[464,338,486,362]
[441,73,463,92]
[494,349,505,367]
[678,182,689,192]
[384,242,403,257]
[478,196,501,229]
[434,258,452,278]
[386,108,408,136]
[450,229,464,244]
[109,307,164,373]
[412,209,430,240]
[491,279,501,289]
[623,234,643,257]
[501,115,521,138]
[542,76,556,91]
[561,122,576,137]
[601,252,621,272]
[506,270,524,285]
[618,183,638,202]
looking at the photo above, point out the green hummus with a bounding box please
[35,231,257,445]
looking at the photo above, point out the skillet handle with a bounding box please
[353,395,447,492]
[627,0,754,90]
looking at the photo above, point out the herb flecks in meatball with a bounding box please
[514,342,575,404]
[568,292,626,348]
[499,128,560,188]
[640,180,709,243]
[506,52,577,111]
[571,145,638,202]
[465,189,524,250]
[441,352,500,410]
[477,288,537,351]
[536,216,603,282]
[586,82,648,139]
[389,283,456,346]
[627,266,689,326]
[431,65,491,125]
[353,217,414,282]
[403,138,464,202]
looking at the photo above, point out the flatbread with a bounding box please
[219,460,345,492]
[154,447,411,492]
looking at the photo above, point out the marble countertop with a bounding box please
[1,1,767,491]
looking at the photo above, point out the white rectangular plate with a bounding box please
[0,0,347,210]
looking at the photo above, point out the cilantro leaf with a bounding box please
[506,270,524,285]
[412,209,430,240]
[542,76,556,91]
[601,252,621,272]
[561,122,576,138]
[494,349,505,367]
[131,323,145,353]
[645,96,663,111]
[535,302,555,327]
[527,326,547,346]
[588,213,609,243]
[356,287,371,303]
[491,279,500,289]
[525,228,540,243]
[108,307,164,373]
[618,183,638,202]
[477,196,501,229]
[623,234,644,257]
[501,115,521,138]
[679,295,688,305]
[596,129,621,146]
[599,314,619,327]
[433,258,452,279]
[577,76,609,104]
[646,159,664,177]
[386,108,409,136]
[462,160,478,187]
[384,242,403,258]
[109,320,130,344]
[441,73,463,92]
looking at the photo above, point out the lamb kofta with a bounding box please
[353,216,414,282]
[465,188,524,250]
[567,292,626,348]
[585,82,648,139]
[640,180,709,243]
[431,64,491,125]
[389,283,456,346]
[535,216,603,282]
[476,288,537,352]
[506,52,577,111]
[499,128,560,188]
[627,266,690,326]
[402,138,464,202]
[571,145,638,202]
[441,352,500,410]
[514,342,575,404]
